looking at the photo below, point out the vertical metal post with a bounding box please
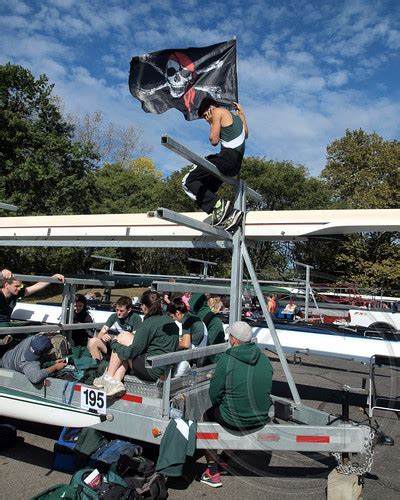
[60,283,70,324]
[242,244,301,405]
[161,366,172,418]
[305,265,310,321]
[294,261,314,321]
[229,179,245,324]
[67,284,76,324]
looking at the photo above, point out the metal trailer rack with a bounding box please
[0,136,383,474]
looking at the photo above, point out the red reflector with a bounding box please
[257,434,280,442]
[296,435,330,443]
[74,385,81,392]
[196,432,219,440]
[121,394,143,403]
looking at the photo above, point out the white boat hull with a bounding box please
[254,326,400,363]
[0,387,101,427]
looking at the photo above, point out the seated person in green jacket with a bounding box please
[93,290,179,397]
[167,297,207,349]
[200,321,273,489]
[189,293,226,364]
[88,296,142,361]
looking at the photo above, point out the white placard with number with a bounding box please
[80,387,107,414]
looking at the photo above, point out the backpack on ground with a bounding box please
[69,468,132,499]
[31,484,78,500]
[117,455,167,500]
[74,428,109,469]
[89,439,143,472]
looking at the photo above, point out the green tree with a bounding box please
[319,129,400,291]
[322,129,400,208]
[239,157,334,280]
[0,63,98,215]
[241,157,333,211]
[90,158,162,214]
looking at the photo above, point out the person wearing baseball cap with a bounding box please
[2,335,67,384]
[201,321,273,488]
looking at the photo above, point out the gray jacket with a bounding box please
[2,337,49,384]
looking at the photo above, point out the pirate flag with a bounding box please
[129,39,237,121]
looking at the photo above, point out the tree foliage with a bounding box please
[241,157,333,211]
[71,111,151,167]
[0,64,98,215]
[322,129,400,209]
[90,158,162,214]
[318,129,400,290]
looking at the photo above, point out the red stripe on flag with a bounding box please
[196,432,219,440]
[296,435,330,443]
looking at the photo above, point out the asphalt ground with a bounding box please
[1,351,400,499]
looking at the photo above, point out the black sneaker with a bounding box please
[223,209,243,232]
[212,200,231,226]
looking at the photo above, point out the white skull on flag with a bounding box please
[165,52,197,98]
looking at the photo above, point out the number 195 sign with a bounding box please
[80,387,107,414]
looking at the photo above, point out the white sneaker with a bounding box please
[93,370,110,388]
[105,379,126,397]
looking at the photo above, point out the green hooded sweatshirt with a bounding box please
[209,342,273,429]
[112,314,179,380]
[189,294,225,363]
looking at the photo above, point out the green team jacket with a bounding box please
[112,314,179,379]
[209,342,273,429]
[181,312,204,347]
[189,293,225,363]
[189,293,225,346]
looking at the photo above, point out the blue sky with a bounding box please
[1,0,400,176]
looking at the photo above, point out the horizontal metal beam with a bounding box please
[188,257,217,266]
[13,274,115,287]
[151,207,232,241]
[154,281,230,296]
[146,342,228,368]
[161,135,262,203]
[0,322,103,335]
[0,202,18,212]
[0,239,232,249]
[91,255,125,262]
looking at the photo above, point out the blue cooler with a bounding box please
[53,427,81,473]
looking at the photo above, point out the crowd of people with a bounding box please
[0,268,274,488]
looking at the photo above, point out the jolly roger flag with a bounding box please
[129,39,237,121]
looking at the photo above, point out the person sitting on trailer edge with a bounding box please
[0,269,64,324]
[88,296,142,361]
[167,297,207,349]
[1,335,67,384]
[189,293,225,364]
[201,321,273,488]
[93,290,179,397]
[72,294,95,347]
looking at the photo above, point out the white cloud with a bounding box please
[1,0,399,179]
[326,71,348,87]
[7,0,31,15]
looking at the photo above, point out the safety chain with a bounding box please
[332,428,375,476]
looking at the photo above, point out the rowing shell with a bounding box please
[0,386,101,427]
